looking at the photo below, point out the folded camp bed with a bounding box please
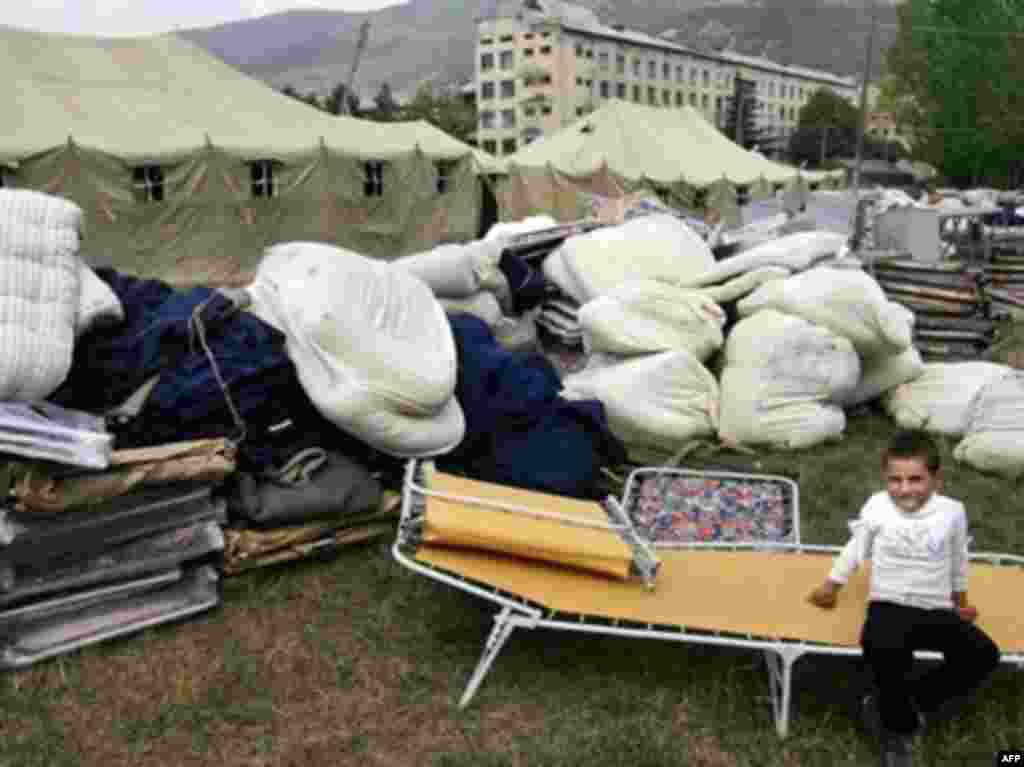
[392,461,1024,738]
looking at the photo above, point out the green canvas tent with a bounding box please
[497,100,843,221]
[0,25,504,286]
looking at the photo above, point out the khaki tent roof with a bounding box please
[508,99,839,188]
[0,24,503,172]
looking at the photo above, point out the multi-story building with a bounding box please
[474,0,859,158]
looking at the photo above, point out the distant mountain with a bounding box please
[180,0,899,101]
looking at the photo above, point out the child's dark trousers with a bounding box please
[861,600,1000,734]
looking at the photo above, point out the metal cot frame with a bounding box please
[392,460,1024,738]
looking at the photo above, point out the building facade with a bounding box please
[474,0,859,158]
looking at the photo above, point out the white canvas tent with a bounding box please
[497,100,843,221]
[0,25,504,285]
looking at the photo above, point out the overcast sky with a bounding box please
[9,0,404,37]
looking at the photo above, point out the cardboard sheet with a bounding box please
[423,472,633,581]
[415,546,1024,652]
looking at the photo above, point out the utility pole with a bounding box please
[850,1,877,250]
[341,20,371,116]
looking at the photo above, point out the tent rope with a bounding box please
[189,294,247,445]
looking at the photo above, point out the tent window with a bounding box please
[250,160,278,198]
[132,165,164,203]
[501,138,517,155]
[364,160,386,197]
[435,160,456,195]
[482,140,497,154]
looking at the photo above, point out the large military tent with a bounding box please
[497,100,843,221]
[0,25,504,286]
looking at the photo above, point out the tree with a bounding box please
[403,82,477,144]
[885,0,1024,187]
[788,87,860,167]
[372,83,399,122]
[325,82,360,117]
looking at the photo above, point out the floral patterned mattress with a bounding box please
[623,469,799,546]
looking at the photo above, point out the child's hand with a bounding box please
[957,604,979,623]
[807,582,839,609]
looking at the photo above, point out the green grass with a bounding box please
[2,408,1022,766]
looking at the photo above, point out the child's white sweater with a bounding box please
[828,491,969,610]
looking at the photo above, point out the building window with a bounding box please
[633,85,641,102]
[600,81,610,98]
[663,89,671,105]
[648,60,657,78]
[675,92,683,107]
[480,81,495,99]
[480,53,494,71]
[250,160,278,198]
[598,51,609,68]
[663,61,670,79]
[499,50,514,69]
[779,105,785,119]
[542,31,551,37]
[523,106,536,116]
[524,32,534,40]
[480,37,493,45]
[616,54,625,74]
[575,42,584,56]
[576,77,583,85]
[676,65,684,83]
[540,74,551,85]
[715,96,722,114]
[689,92,697,106]
[702,69,709,87]
[501,138,517,155]
[363,160,385,197]
[540,45,552,55]
[768,81,775,97]
[701,93,709,109]
[633,58,641,76]
[648,86,657,105]
[482,139,497,154]
[576,106,585,116]
[789,107,796,120]
[499,34,514,43]
[585,49,593,58]
[501,109,516,128]
[616,82,627,99]
[501,80,515,98]
[523,48,534,57]
[480,109,496,129]
[541,105,552,115]
[690,68,697,85]
[132,165,164,203]
[0,169,6,188]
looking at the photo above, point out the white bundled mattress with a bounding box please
[248,242,465,457]
[0,190,82,400]
[555,214,715,302]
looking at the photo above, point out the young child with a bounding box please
[807,430,1000,767]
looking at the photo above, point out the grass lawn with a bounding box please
[2,408,1022,766]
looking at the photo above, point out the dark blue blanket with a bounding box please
[441,313,625,499]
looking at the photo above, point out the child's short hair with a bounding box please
[882,430,941,474]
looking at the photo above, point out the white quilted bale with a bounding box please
[561,349,719,452]
[718,310,859,449]
[393,239,503,299]
[835,346,925,408]
[954,371,1024,478]
[0,190,82,400]
[578,280,726,361]
[248,242,464,457]
[677,230,848,289]
[883,362,1012,436]
[559,214,715,301]
[738,266,913,357]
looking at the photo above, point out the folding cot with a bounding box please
[392,460,1024,737]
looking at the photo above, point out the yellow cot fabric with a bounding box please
[415,546,1024,653]
[422,472,633,581]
